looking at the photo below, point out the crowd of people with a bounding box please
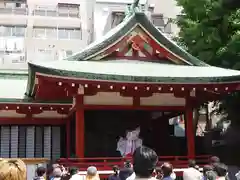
[0,146,238,180]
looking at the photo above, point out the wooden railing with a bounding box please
[58,155,210,171]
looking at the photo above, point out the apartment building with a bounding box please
[0,0,180,70]
[94,0,181,39]
[0,0,94,70]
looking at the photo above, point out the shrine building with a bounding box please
[0,0,240,170]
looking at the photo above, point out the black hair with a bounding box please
[155,166,162,173]
[124,160,132,168]
[69,167,79,176]
[36,166,46,177]
[161,163,173,177]
[133,146,158,178]
[205,171,218,180]
[112,165,119,175]
[213,163,228,177]
[210,156,220,164]
[203,165,213,175]
[188,159,196,168]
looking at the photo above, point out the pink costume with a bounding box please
[117,127,142,157]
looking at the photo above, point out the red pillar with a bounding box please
[75,95,85,158]
[186,103,195,158]
[66,119,71,158]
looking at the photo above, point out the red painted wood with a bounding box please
[117,43,130,56]
[83,105,184,111]
[16,106,43,114]
[58,155,210,172]
[133,96,140,106]
[75,95,85,158]
[0,104,71,112]
[36,74,239,92]
[185,100,195,158]
[0,117,67,125]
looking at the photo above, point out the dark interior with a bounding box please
[67,110,210,158]
[82,110,188,157]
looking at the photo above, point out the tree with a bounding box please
[175,0,240,69]
[175,0,240,165]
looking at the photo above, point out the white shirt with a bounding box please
[236,171,240,180]
[183,167,202,180]
[70,174,86,180]
[126,172,136,180]
[135,177,157,180]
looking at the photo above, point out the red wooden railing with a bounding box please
[58,155,210,171]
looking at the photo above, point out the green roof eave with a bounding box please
[66,12,208,67]
[26,61,240,96]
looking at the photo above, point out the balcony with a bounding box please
[0,7,27,15]
[32,9,79,18]
[0,8,28,25]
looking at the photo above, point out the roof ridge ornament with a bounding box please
[124,0,140,20]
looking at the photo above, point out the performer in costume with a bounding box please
[117,127,142,157]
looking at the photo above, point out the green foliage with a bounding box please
[175,0,240,165]
[176,0,240,117]
[175,0,240,69]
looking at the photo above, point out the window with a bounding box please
[34,9,46,16]
[0,26,25,37]
[33,5,57,17]
[3,2,27,15]
[58,29,68,39]
[33,27,57,39]
[4,2,16,8]
[152,14,165,27]
[111,12,124,28]
[58,28,81,40]
[33,27,81,40]
[0,38,25,64]
[33,28,46,38]
[12,27,25,37]
[0,26,11,36]
[46,28,57,39]
[69,29,81,39]
[58,3,79,17]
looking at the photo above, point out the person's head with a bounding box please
[133,146,158,178]
[52,163,60,169]
[124,160,132,168]
[205,170,218,180]
[69,167,79,176]
[155,166,162,176]
[188,159,196,168]
[86,166,100,180]
[36,166,46,177]
[213,163,228,177]
[161,163,173,177]
[203,165,213,176]
[0,159,26,180]
[210,156,220,164]
[194,165,199,171]
[112,165,119,175]
[53,167,62,178]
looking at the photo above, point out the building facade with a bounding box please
[0,0,180,70]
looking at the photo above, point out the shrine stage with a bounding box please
[68,110,208,158]
[60,109,210,175]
